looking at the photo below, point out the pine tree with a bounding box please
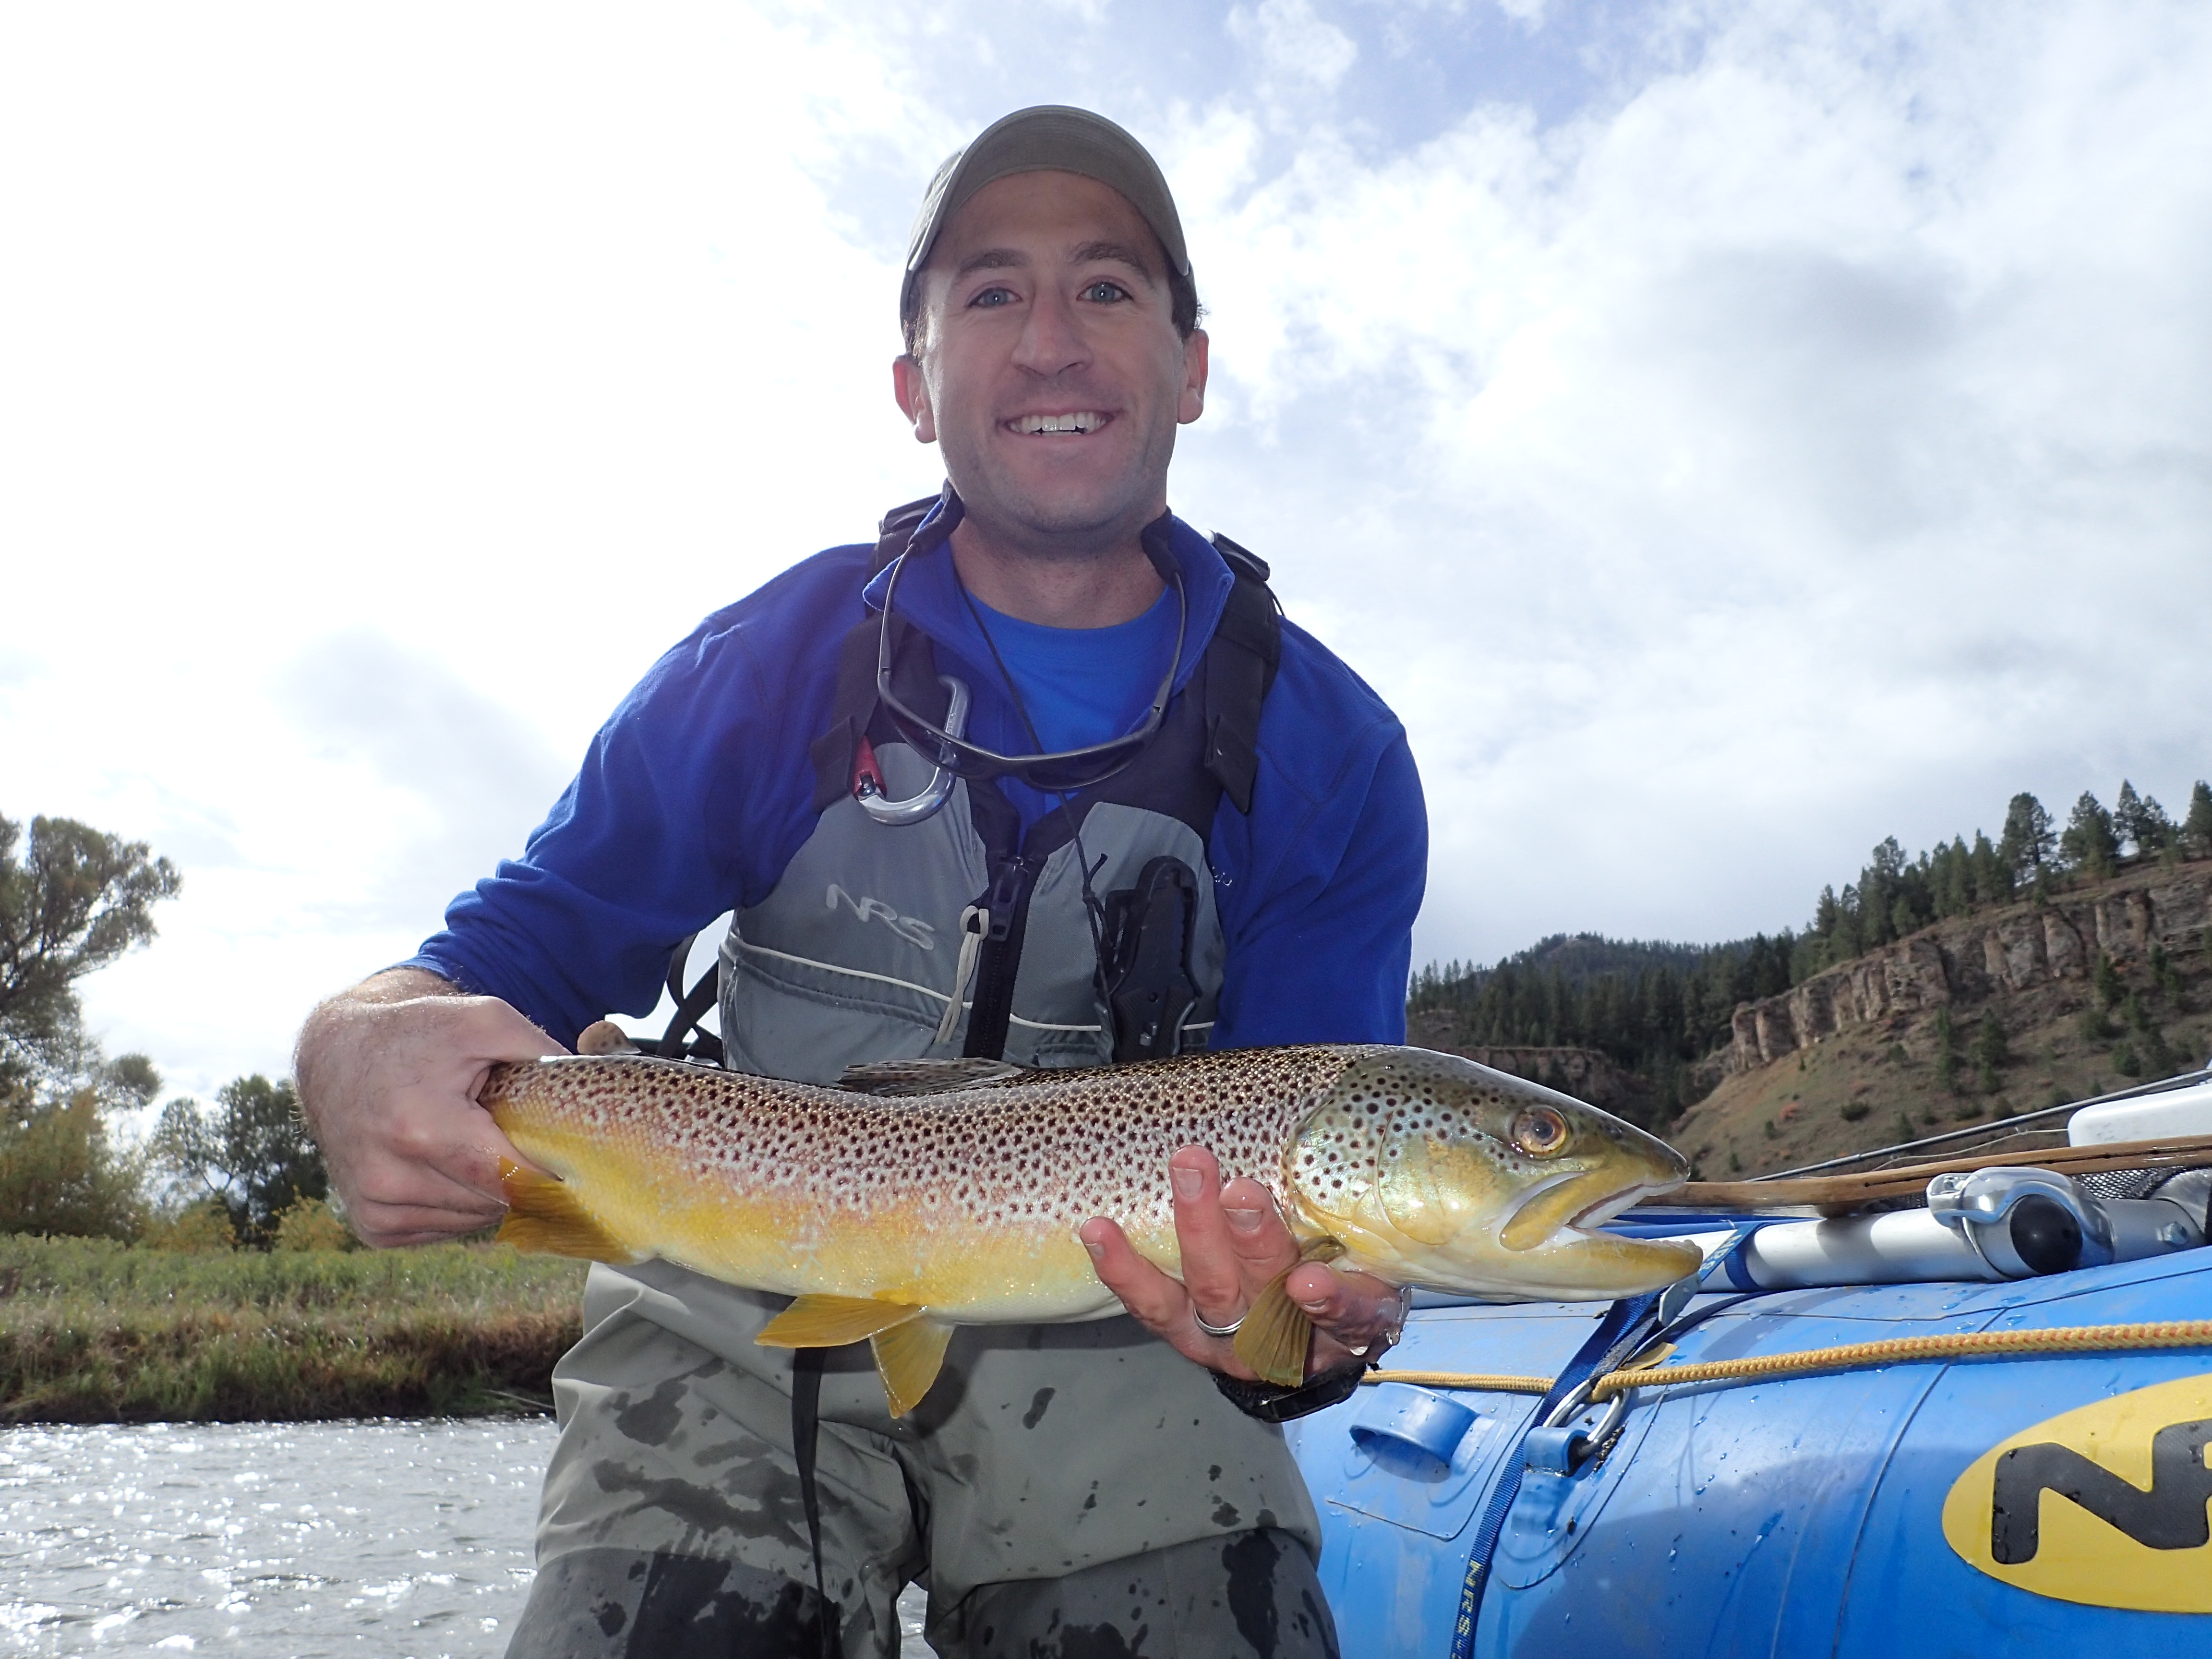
[2093,950,2123,1010]
[1968,830,2011,905]
[1998,793,2056,881]
[2186,782,2212,857]
[1934,1008,1961,1094]
[2114,781,2175,857]
[2059,792,2119,879]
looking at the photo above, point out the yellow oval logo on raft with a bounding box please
[1942,1372,2212,1612]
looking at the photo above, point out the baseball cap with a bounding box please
[900,106,1192,332]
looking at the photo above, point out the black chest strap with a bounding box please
[1200,532,1281,816]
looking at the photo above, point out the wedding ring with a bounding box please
[1192,1305,1246,1339]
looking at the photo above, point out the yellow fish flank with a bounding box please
[483,1043,1699,1416]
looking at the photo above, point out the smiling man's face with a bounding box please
[894,170,1208,560]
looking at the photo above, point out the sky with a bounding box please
[4,0,2210,1105]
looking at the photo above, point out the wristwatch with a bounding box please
[1211,1286,1414,1423]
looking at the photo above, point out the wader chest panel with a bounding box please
[719,496,1274,1085]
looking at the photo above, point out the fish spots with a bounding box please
[1213,1499,1243,1527]
[490,1046,1360,1250]
[1208,1464,1223,1481]
[594,1598,626,1636]
[1023,1387,1057,1429]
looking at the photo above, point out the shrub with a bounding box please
[144,1200,237,1253]
[0,1089,145,1240]
[273,1196,351,1252]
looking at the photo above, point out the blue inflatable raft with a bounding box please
[1287,1082,2212,1657]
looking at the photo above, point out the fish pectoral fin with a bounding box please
[870,1319,954,1418]
[755,1294,926,1349]
[495,1159,646,1265]
[833,1057,1031,1096]
[1232,1274,1314,1389]
[1229,1242,1342,1390]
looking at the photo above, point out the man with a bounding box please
[298,107,1425,1658]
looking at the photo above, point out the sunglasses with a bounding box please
[874,545,1188,794]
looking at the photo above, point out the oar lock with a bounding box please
[1926,1166,2185,1278]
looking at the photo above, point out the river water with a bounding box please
[0,1419,930,1656]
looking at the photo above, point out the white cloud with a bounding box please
[1228,0,1361,90]
[1164,0,2212,960]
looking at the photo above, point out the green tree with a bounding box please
[1934,1008,1961,1094]
[2186,782,2212,857]
[1997,793,2056,882]
[0,1087,147,1238]
[1968,830,2012,906]
[153,1075,328,1246]
[0,814,181,1091]
[2113,781,2175,858]
[2059,792,2119,879]
[0,812,179,1238]
[2093,950,2124,1009]
[1974,1011,2008,1094]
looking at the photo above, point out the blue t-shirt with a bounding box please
[962,583,1180,830]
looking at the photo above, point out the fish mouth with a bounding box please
[1500,1167,1686,1252]
[1565,1178,1682,1235]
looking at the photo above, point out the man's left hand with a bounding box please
[1080,1145,1407,1381]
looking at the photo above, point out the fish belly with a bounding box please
[508,1120,1135,1325]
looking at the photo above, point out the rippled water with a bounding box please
[0,1420,550,1656]
[0,1420,932,1657]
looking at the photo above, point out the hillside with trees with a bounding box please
[1409,779,2212,1158]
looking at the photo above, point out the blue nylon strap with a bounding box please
[1446,1292,1662,1659]
[1708,1219,1773,1293]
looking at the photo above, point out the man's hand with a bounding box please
[294,968,562,1248]
[1080,1145,1406,1382]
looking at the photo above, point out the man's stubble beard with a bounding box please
[945,413,1181,566]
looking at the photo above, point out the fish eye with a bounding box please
[1512,1106,1569,1157]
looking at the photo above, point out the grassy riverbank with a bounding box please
[0,1236,588,1423]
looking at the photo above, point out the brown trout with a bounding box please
[485,1039,1698,1415]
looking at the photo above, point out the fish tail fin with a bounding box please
[870,1319,954,1419]
[756,1294,926,1349]
[1232,1240,1346,1388]
[496,1159,643,1264]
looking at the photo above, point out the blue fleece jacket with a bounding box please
[406,504,1427,1053]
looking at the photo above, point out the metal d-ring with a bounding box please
[855,675,972,827]
[1536,1373,1629,1469]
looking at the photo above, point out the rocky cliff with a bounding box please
[1679,862,2212,1178]
[1724,866,2212,1071]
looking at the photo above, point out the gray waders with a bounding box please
[506,499,1340,1658]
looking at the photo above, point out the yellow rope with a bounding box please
[1358,1370,1553,1394]
[1362,1318,2212,1404]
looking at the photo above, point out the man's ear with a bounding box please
[892,355,938,445]
[1177,328,1210,426]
